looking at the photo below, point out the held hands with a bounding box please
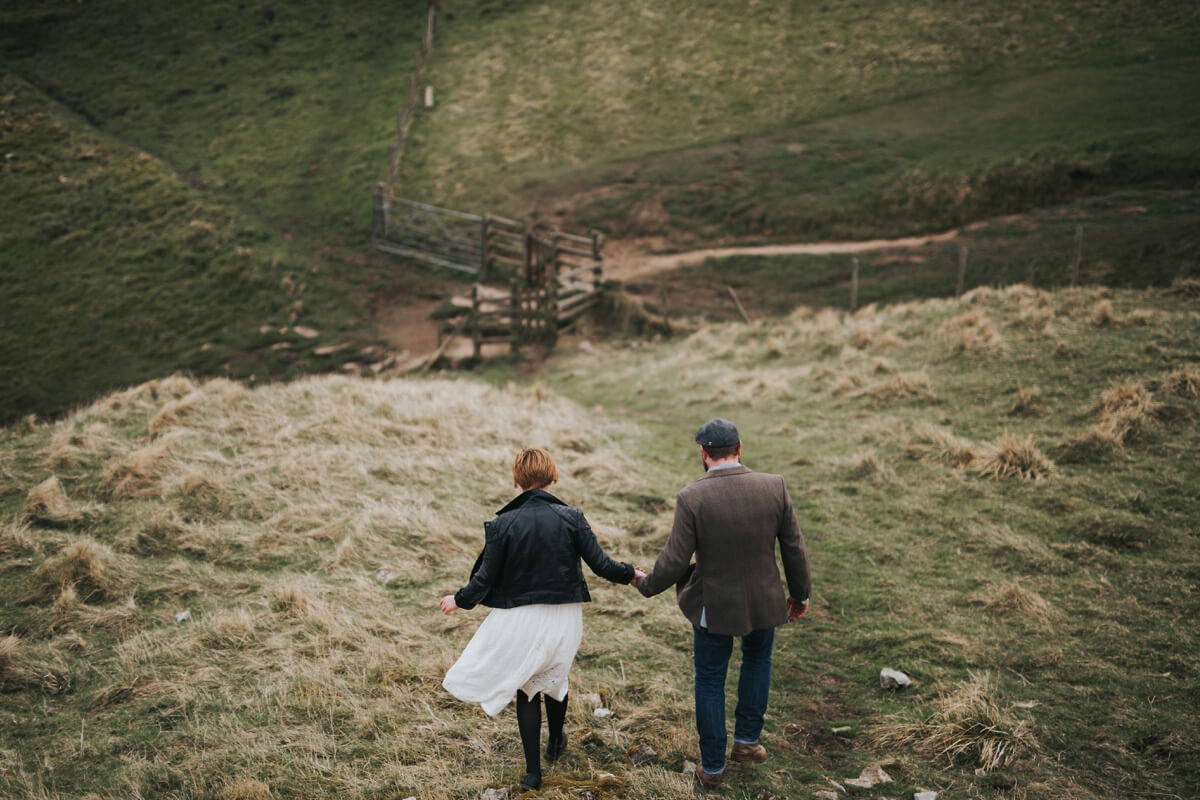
[630,565,647,585]
[440,594,459,615]
[787,596,809,622]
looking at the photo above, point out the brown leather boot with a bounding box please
[730,741,767,763]
[695,764,723,788]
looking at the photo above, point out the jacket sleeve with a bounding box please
[776,477,811,602]
[572,510,635,584]
[636,493,698,598]
[454,522,505,610]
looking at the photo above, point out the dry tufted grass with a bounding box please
[1163,364,1200,398]
[30,538,135,603]
[905,421,979,468]
[872,673,1038,771]
[1007,385,1047,417]
[975,434,1053,481]
[22,475,83,524]
[940,310,1007,354]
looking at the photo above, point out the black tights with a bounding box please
[515,690,568,778]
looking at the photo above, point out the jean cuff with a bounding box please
[732,738,758,745]
[702,764,725,776]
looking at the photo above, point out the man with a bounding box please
[635,418,810,788]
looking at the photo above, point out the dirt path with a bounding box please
[603,230,960,282]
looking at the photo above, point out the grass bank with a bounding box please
[3,285,1198,798]
[0,75,377,426]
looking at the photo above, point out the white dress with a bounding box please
[443,602,584,717]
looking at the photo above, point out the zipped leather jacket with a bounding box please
[454,489,634,610]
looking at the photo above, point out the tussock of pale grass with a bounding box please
[218,779,272,800]
[847,450,894,481]
[22,475,83,524]
[47,584,138,634]
[871,672,1038,771]
[830,371,867,397]
[1067,379,1164,452]
[147,388,207,435]
[0,520,41,567]
[972,581,1057,622]
[31,538,134,603]
[43,421,119,470]
[863,370,938,402]
[99,430,190,499]
[970,522,1054,565]
[1090,299,1121,327]
[195,609,257,650]
[975,434,1053,481]
[905,421,979,468]
[0,634,18,677]
[1164,364,1200,398]
[939,310,1007,354]
[1007,385,1046,416]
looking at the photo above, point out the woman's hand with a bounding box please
[631,566,647,584]
[440,595,459,615]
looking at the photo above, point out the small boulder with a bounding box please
[880,668,913,690]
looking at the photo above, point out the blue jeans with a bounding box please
[692,624,775,775]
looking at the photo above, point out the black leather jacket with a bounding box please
[454,489,635,610]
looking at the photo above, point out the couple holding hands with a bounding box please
[439,418,811,792]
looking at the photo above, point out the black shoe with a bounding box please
[519,772,542,792]
[545,731,567,762]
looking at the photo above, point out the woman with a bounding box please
[440,447,644,792]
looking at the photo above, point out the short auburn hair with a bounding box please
[513,447,559,490]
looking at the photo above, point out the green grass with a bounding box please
[403,0,1200,238]
[0,2,452,424]
[0,75,376,425]
[3,286,1197,798]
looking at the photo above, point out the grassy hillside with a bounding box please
[3,285,1198,798]
[0,75,379,426]
[404,0,1200,241]
[0,2,449,424]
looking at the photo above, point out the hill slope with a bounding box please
[3,284,1198,798]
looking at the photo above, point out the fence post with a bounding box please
[1070,224,1083,286]
[510,279,522,354]
[480,216,490,278]
[372,183,389,241]
[545,280,558,349]
[956,244,968,298]
[850,258,860,311]
[471,285,481,359]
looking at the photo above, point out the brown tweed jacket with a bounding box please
[635,465,810,636]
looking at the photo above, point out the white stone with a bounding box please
[174,610,191,623]
[594,707,614,718]
[880,668,913,689]
[845,764,894,789]
[915,792,938,800]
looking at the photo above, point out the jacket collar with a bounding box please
[701,464,751,480]
[497,487,567,514]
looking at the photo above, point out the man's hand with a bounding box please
[631,566,647,585]
[440,595,459,615]
[787,596,808,622]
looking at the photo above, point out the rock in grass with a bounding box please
[915,792,939,800]
[481,789,510,800]
[844,763,893,789]
[880,668,913,689]
[626,743,657,765]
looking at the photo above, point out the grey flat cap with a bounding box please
[695,418,740,448]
